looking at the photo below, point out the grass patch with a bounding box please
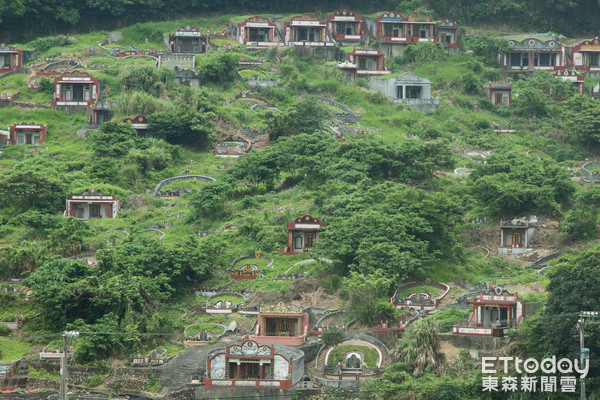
[430,307,472,332]
[396,285,444,300]
[186,323,224,336]
[0,297,40,322]
[87,374,106,387]
[232,257,270,269]
[0,340,31,361]
[239,69,267,79]
[161,343,184,357]
[327,345,378,368]
[28,365,60,380]
[584,163,600,173]
[210,295,244,304]
[518,292,547,302]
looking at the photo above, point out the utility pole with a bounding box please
[60,331,79,400]
[577,312,598,400]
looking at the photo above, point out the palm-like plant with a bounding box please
[395,318,444,376]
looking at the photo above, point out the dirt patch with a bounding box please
[214,117,240,139]
[439,338,462,364]
[246,278,342,309]
[504,282,545,295]
[530,226,561,249]
[127,194,148,209]
[249,133,272,150]
[463,224,498,251]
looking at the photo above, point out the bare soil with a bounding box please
[439,339,462,364]
[249,133,272,150]
[246,278,342,310]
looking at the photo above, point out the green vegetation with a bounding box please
[186,323,225,336]
[321,327,345,348]
[0,340,31,361]
[395,285,445,300]
[209,295,243,305]
[28,365,60,380]
[232,257,270,269]
[328,345,379,368]
[1,8,600,399]
[161,343,184,357]
[87,374,106,387]
[144,375,161,393]
[429,307,472,332]
[239,69,267,79]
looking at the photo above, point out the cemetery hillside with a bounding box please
[1,2,600,400]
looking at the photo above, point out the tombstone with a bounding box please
[346,354,361,369]
[17,360,28,374]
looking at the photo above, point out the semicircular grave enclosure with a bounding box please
[391,279,451,313]
[317,337,391,380]
[213,136,251,158]
[582,161,600,182]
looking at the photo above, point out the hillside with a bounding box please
[0,10,599,400]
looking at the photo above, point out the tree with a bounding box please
[48,217,92,256]
[562,94,600,150]
[120,65,174,96]
[512,71,574,116]
[0,242,53,278]
[68,313,123,363]
[560,186,600,241]
[465,35,512,65]
[395,319,444,376]
[338,271,395,326]
[195,53,239,84]
[189,181,230,219]
[0,169,66,213]
[316,184,461,280]
[90,121,142,158]
[400,42,447,65]
[469,151,575,217]
[147,105,215,149]
[0,0,24,23]
[226,146,280,190]
[519,247,600,387]
[321,326,345,348]
[24,239,211,333]
[265,97,328,141]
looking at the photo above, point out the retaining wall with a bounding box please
[293,45,340,61]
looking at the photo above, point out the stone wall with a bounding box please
[195,387,299,399]
[372,330,401,349]
[293,45,340,61]
[298,342,320,363]
[317,98,359,123]
[231,254,273,268]
[368,77,390,97]
[24,377,60,390]
[440,332,506,359]
[313,376,362,389]
[395,97,441,112]
[380,42,408,58]
[0,67,31,81]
